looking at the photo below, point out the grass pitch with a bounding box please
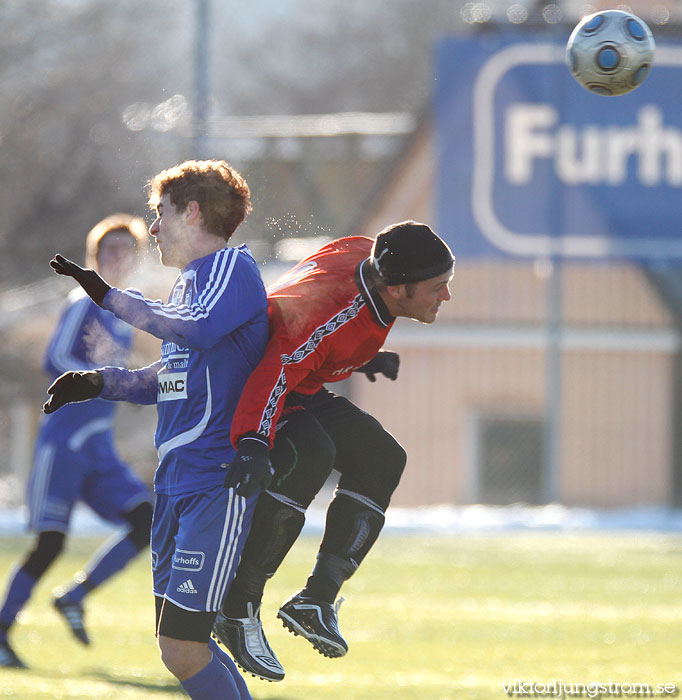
[0,531,680,699]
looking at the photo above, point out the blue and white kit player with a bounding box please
[44,160,271,700]
[0,214,153,669]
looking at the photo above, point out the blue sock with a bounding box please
[0,567,39,637]
[59,532,140,604]
[180,652,249,700]
[207,638,252,700]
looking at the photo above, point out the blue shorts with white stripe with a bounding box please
[27,432,150,534]
[151,485,258,613]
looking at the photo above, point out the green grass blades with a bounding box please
[0,532,680,700]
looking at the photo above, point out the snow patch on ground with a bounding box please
[1,503,680,537]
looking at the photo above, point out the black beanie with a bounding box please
[370,221,454,285]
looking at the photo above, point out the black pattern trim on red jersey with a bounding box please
[280,294,365,365]
[257,368,287,436]
[256,294,365,437]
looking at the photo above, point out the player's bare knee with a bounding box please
[158,636,186,675]
[157,600,214,679]
[158,635,210,681]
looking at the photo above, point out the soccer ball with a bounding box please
[566,10,655,96]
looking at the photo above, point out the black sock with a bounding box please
[300,492,385,603]
[222,493,305,617]
[222,563,269,618]
[301,552,356,603]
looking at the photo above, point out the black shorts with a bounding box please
[270,388,406,511]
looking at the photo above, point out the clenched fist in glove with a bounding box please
[50,254,112,307]
[43,371,104,414]
[223,434,274,498]
[355,350,400,383]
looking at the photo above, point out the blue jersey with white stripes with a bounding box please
[39,288,133,443]
[99,245,268,496]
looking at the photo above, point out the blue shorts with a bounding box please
[151,486,257,613]
[27,431,151,533]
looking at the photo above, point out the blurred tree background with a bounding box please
[0,1,187,283]
[0,0,558,285]
[2,0,678,285]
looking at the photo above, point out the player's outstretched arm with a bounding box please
[102,248,265,350]
[50,254,111,307]
[43,370,104,414]
[355,350,400,383]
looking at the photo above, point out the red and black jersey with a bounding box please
[231,236,395,446]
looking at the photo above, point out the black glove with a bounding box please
[50,254,111,307]
[43,370,104,414]
[223,435,273,498]
[355,350,400,383]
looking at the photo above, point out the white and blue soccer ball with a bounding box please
[566,10,655,96]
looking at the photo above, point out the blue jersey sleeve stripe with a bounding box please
[195,247,230,310]
[176,248,232,321]
[177,247,238,320]
[119,288,193,318]
[118,282,197,320]
[48,298,92,374]
[119,289,196,323]
[118,248,239,323]
[197,247,239,317]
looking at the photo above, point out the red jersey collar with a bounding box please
[355,258,394,328]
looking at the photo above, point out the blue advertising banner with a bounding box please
[435,35,682,260]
